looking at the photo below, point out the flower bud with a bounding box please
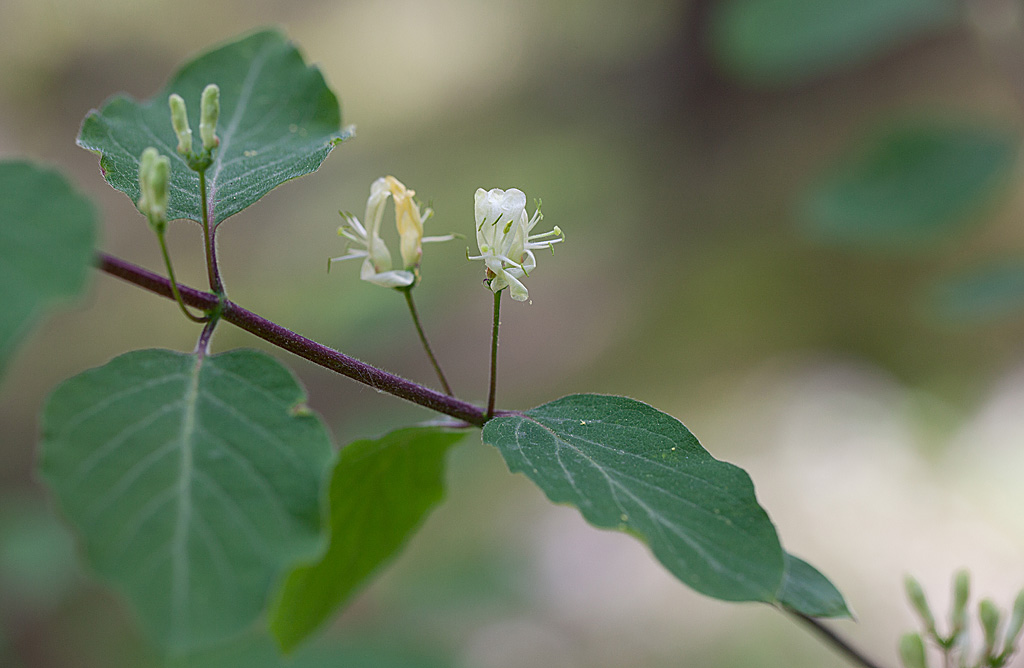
[905,575,937,635]
[898,632,928,668]
[168,94,192,155]
[980,598,1001,657]
[137,147,156,212]
[137,147,170,231]
[149,157,169,217]
[951,570,970,640]
[1002,589,1024,657]
[199,84,220,151]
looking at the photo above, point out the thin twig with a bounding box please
[789,611,892,668]
[96,252,488,427]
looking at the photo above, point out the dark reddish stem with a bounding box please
[96,252,488,427]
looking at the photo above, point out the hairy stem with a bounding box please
[156,231,209,323]
[487,289,501,420]
[401,287,453,396]
[790,612,891,668]
[96,252,487,426]
[194,315,218,358]
[199,170,224,296]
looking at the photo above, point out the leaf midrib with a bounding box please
[500,412,780,597]
[206,43,273,226]
[170,353,203,638]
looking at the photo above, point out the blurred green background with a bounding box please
[4,0,1024,666]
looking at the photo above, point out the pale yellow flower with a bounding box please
[331,176,452,288]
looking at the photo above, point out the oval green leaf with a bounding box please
[799,124,1018,251]
[483,394,785,603]
[270,426,467,652]
[710,0,957,86]
[76,29,351,227]
[0,161,96,377]
[777,552,852,618]
[39,348,333,652]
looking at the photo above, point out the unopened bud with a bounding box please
[199,84,220,151]
[951,570,971,640]
[168,94,192,155]
[149,156,169,220]
[138,147,156,212]
[980,599,1001,657]
[1002,589,1024,657]
[899,632,929,668]
[905,576,937,634]
[137,147,170,231]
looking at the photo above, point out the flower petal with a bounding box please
[365,268,415,288]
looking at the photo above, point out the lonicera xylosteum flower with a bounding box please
[468,187,562,301]
[330,176,451,288]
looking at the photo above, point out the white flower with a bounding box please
[330,176,453,288]
[329,177,414,288]
[468,187,563,301]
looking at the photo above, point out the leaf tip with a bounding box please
[331,125,356,147]
[289,402,313,417]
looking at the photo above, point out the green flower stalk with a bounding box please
[200,83,220,151]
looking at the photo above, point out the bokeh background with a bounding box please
[4,0,1024,666]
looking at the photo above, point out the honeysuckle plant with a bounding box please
[2,27,1018,668]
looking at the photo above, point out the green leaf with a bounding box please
[270,427,466,652]
[0,161,96,377]
[777,553,852,618]
[710,0,957,86]
[39,348,333,652]
[77,29,350,227]
[0,494,81,608]
[170,628,452,668]
[799,124,1018,251]
[929,259,1024,324]
[482,394,785,603]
